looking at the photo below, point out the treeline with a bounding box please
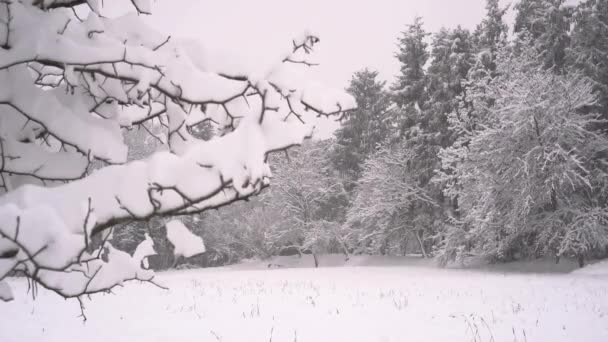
[337,0,608,266]
[116,0,608,268]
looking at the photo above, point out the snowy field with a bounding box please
[1,256,607,342]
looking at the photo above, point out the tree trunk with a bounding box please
[379,239,388,255]
[452,196,460,220]
[415,230,428,258]
[401,237,408,256]
[578,254,585,268]
[313,253,319,268]
[341,245,350,262]
[333,230,350,261]
[171,255,184,269]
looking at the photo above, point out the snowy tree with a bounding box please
[0,0,354,303]
[188,140,350,267]
[392,16,429,111]
[473,0,509,55]
[331,69,391,186]
[266,141,349,267]
[514,0,573,70]
[357,24,477,259]
[400,27,475,228]
[569,0,608,122]
[398,26,475,181]
[426,26,476,135]
[345,141,436,257]
[198,197,279,264]
[470,0,509,80]
[437,48,608,265]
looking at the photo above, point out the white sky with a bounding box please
[128,0,513,138]
[142,0,514,89]
[108,0,579,138]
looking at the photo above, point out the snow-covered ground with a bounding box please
[1,255,607,342]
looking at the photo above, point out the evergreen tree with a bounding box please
[514,0,573,70]
[470,0,510,79]
[426,27,475,142]
[474,0,509,54]
[362,24,477,258]
[413,26,475,184]
[569,0,608,120]
[392,16,430,110]
[332,69,391,185]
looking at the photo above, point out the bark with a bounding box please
[333,229,350,261]
[415,230,428,258]
[401,237,408,256]
[379,239,388,256]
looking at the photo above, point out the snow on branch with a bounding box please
[166,220,205,258]
[0,0,355,306]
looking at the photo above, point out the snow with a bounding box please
[0,66,128,164]
[302,81,357,114]
[133,233,156,269]
[573,259,608,277]
[0,281,12,301]
[0,138,89,181]
[0,0,354,305]
[165,220,205,258]
[131,0,152,14]
[1,257,607,342]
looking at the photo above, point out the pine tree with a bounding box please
[357,25,477,258]
[405,26,475,201]
[514,0,573,70]
[474,0,509,54]
[332,69,391,185]
[569,0,608,120]
[470,0,510,79]
[426,26,476,147]
[392,16,430,110]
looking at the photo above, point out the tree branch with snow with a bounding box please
[0,0,355,305]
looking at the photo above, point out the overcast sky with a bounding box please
[139,0,528,89]
[123,0,577,138]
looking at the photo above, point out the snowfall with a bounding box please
[1,255,607,342]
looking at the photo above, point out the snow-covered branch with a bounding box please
[0,0,355,304]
